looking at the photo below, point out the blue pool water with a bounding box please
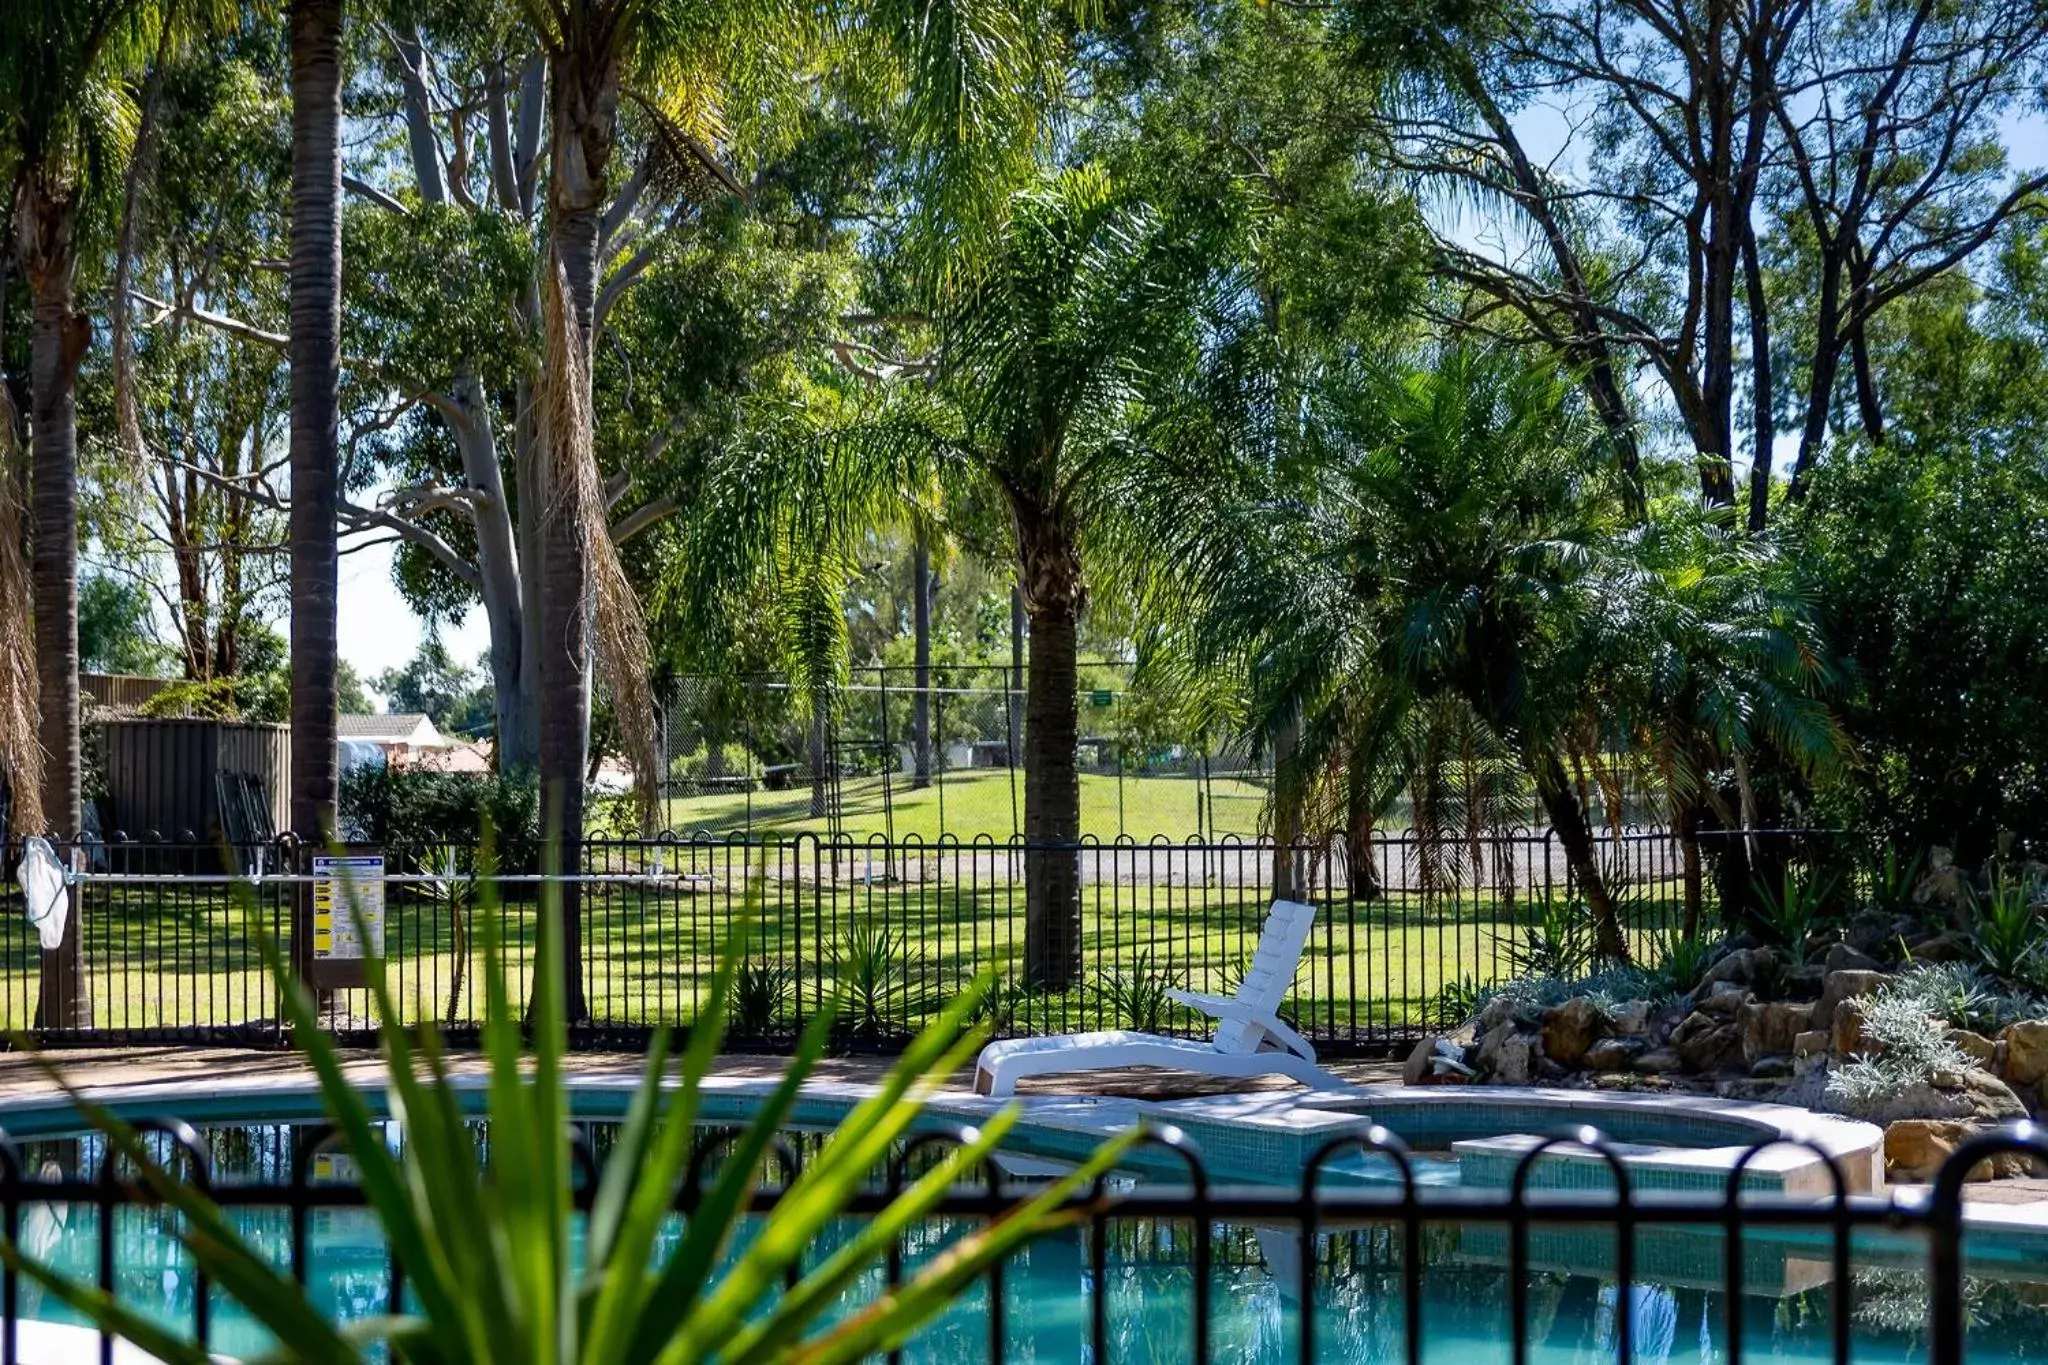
[12,1121,2048,1363]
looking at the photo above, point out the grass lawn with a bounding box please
[661,769,1279,842]
[0,855,1686,1044]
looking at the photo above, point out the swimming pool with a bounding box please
[8,1095,2048,1365]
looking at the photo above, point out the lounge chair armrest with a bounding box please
[1165,988,1242,1018]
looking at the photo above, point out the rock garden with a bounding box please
[1405,849,2048,1184]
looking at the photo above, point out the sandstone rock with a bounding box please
[1540,997,1608,1068]
[1833,996,1875,1055]
[1825,942,1884,974]
[1609,999,1655,1038]
[1633,1047,1683,1074]
[2002,1020,2048,1087]
[1914,849,1970,920]
[1672,1010,1745,1073]
[1402,1037,1437,1086]
[1700,948,1774,992]
[1741,1001,1811,1062]
[1841,1068,2028,1126]
[1478,1023,1536,1085]
[1783,963,1826,1000]
[1946,1028,1997,1067]
[1884,1119,2031,1183]
[1750,1053,1795,1080]
[1812,969,1891,1032]
[1906,931,1972,962]
[1793,1029,1829,1056]
[1477,996,1518,1034]
[1584,1036,1645,1071]
[1492,1033,1536,1085]
[1845,911,1898,961]
[1699,981,1751,1017]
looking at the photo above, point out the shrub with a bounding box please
[1826,983,1977,1109]
[1886,961,2041,1035]
[1094,950,1188,1033]
[339,766,541,864]
[1508,893,1598,979]
[728,959,794,1035]
[1751,866,1836,966]
[1968,874,2047,983]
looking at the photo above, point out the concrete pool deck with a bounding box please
[0,1046,2040,1215]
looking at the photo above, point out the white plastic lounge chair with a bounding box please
[972,899,1345,1096]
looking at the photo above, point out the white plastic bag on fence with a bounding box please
[17,836,67,951]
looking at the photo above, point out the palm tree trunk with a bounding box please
[1533,751,1630,962]
[20,178,87,1025]
[911,538,932,788]
[1270,710,1303,901]
[1017,510,1083,990]
[288,0,342,855]
[535,32,623,1024]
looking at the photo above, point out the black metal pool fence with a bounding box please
[0,826,1862,1048]
[2,1116,2041,1364]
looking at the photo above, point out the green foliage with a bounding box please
[728,958,794,1036]
[371,633,494,737]
[1429,975,1482,1029]
[1642,927,1717,999]
[1802,349,2048,856]
[1868,845,1926,921]
[831,919,936,1038]
[3,870,1130,1363]
[1750,866,1836,966]
[1887,962,2041,1036]
[1508,893,1598,980]
[339,767,540,862]
[1093,950,1186,1033]
[1827,985,1978,1109]
[78,573,170,676]
[1968,874,2047,983]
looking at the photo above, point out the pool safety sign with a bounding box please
[313,855,385,961]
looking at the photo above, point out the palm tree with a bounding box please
[679,169,1213,989]
[2,0,178,1024]
[1598,510,1846,936]
[288,0,343,849]
[1127,344,1644,959]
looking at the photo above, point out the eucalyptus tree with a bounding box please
[1360,0,2048,524]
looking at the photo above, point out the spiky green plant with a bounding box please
[834,918,940,1038]
[729,959,794,1037]
[1643,927,1717,999]
[1,861,1131,1363]
[1508,893,1598,979]
[1094,951,1187,1033]
[1751,866,1836,966]
[1970,874,2047,983]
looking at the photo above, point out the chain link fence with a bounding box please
[660,664,1281,842]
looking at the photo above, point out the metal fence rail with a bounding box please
[1,1116,2039,1364]
[0,827,1861,1051]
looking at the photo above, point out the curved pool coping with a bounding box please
[0,1071,1884,1196]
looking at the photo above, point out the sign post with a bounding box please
[309,853,384,990]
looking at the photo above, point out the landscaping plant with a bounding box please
[1750,865,1836,966]
[1970,874,2047,984]
[2,868,1131,1363]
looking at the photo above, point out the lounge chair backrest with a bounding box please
[1213,899,1317,1055]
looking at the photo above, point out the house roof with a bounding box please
[337,713,448,746]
